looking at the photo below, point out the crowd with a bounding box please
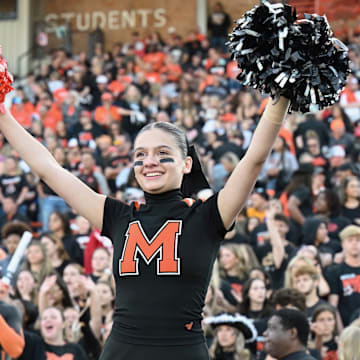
[1,1,360,359]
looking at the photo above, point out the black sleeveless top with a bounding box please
[101,189,227,345]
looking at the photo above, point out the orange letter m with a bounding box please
[119,220,182,276]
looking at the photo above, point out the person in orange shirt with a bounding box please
[10,97,33,129]
[36,94,63,133]
[94,92,121,129]
[142,44,166,72]
[160,54,183,82]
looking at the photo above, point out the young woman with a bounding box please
[239,278,272,320]
[310,304,338,360]
[205,313,257,360]
[40,232,71,276]
[40,306,88,360]
[48,210,83,265]
[340,176,360,225]
[0,89,289,359]
[21,240,53,286]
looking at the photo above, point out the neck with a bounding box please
[279,345,306,359]
[322,334,333,343]
[250,301,263,311]
[54,230,65,238]
[30,263,41,272]
[345,198,359,207]
[45,337,65,346]
[306,291,319,307]
[50,253,62,266]
[345,255,360,267]
[226,268,238,277]
[222,345,235,352]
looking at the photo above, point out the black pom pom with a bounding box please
[227,1,350,113]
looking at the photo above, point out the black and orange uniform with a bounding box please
[0,300,25,360]
[100,189,228,360]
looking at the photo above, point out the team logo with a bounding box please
[119,220,182,276]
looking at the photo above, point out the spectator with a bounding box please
[21,240,53,286]
[0,156,29,215]
[94,92,121,129]
[337,325,360,360]
[0,195,29,233]
[0,222,32,281]
[90,247,111,283]
[263,308,316,360]
[339,176,360,225]
[310,304,338,360]
[205,313,256,360]
[207,2,231,53]
[292,264,329,321]
[40,232,71,276]
[326,225,360,327]
[40,306,88,360]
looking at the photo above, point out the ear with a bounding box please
[183,156,193,174]
[289,327,298,341]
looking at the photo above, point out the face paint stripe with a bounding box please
[134,161,143,166]
[159,158,175,163]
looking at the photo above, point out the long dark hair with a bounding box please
[285,171,312,196]
[239,278,272,318]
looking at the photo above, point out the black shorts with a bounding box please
[99,333,210,360]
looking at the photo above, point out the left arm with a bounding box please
[218,97,290,229]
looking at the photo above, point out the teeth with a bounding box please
[145,173,161,177]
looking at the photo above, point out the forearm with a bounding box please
[267,220,284,269]
[0,110,60,180]
[89,290,102,340]
[0,314,25,358]
[245,97,290,165]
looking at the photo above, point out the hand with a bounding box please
[39,275,57,294]
[311,322,325,337]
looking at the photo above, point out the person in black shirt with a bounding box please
[310,304,338,360]
[326,225,360,327]
[292,264,329,322]
[264,309,316,360]
[0,93,290,359]
[40,306,88,360]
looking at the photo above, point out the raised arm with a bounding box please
[0,109,105,229]
[218,97,290,229]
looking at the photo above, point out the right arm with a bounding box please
[0,110,105,229]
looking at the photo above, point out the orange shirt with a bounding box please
[145,72,161,84]
[94,105,121,127]
[40,104,63,132]
[226,60,241,79]
[108,80,126,96]
[143,51,166,71]
[11,103,33,129]
[160,63,183,82]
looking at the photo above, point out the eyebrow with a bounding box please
[133,145,173,153]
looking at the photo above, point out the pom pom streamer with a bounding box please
[0,46,14,113]
[227,0,350,113]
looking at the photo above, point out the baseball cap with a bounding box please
[339,225,360,241]
[96,75,108,84]
[329,145,345,158]
[253,187,269,200]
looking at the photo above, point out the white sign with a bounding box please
[45,8,167,32]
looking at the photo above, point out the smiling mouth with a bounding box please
[144,172,162,177]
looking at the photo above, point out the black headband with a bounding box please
[180,142,211,198]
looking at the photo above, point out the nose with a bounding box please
[143,153,159,167]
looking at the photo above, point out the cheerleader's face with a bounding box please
[133,129,192,194]
[216,325,237,348]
